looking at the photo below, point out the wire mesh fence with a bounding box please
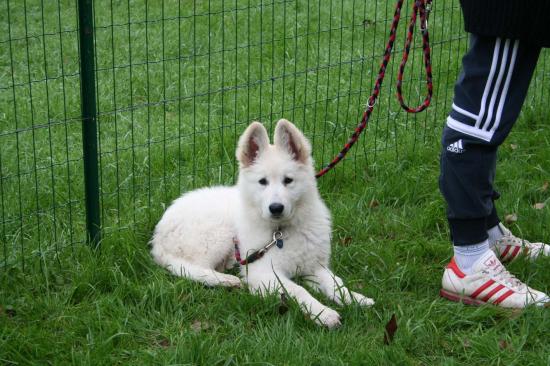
[1,0,548,274]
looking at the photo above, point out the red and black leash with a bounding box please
[315,0,433,179]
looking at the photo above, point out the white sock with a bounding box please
[487,224,504,247]
[453,239,490,275]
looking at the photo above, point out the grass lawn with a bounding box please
[1,0,550,364]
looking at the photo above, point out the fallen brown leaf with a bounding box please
[533,202,546,210]
[158,338,170,348]
[279,293,289,315]
[508,309,523,319]
[499,340,509,350]
[383,314,398,345]
[504,214,517,224]
[5,306,16,318]
[542,181,549,192]
[369,199,380,209]
[339,237,353,246]
[190,320,209,332]
[385,232,396,240]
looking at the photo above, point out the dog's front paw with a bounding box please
[224,277,242,288]
[217,274,242,288]
[314,308,341,329]
[351,291,375,307]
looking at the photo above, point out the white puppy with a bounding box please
[151,119,374,328]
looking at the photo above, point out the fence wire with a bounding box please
[1,0,548,274]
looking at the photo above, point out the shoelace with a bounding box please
[485,266,527,292]
[503,232,528,245]
[498,226,534,246]
[498,233,539,251]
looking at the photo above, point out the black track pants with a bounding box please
[439,34,541,246]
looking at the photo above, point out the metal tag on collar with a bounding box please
[274,231,283,248]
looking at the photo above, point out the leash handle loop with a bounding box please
[396,0,433,113]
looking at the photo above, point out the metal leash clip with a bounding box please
[422,1,432,33]
[366,98,377,110]
[421,20,429,34]
[264,231,284,252]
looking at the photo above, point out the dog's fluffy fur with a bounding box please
[151,119,374,328]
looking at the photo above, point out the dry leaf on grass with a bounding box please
[369,199,380,208]
[499,340,510,350]
[278,293,289,315]
[385,232,396,240]
[533,202,546,210]
[3,306,16,318]
[504,214,517,224]
[508,309,523,319]
[339,237,353,246]
[383,314,398,345]
[542,181,549,192]
[158,338,170,348]
[190,320,209,332]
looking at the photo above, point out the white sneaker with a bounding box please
[492,223,550,262]
[441,250,549,308]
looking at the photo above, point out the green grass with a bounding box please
[2,119,550,365]
[2,0,550,364]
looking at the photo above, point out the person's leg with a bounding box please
[440,34,540,258]
[439,34,548,307]
[446,35,550,263]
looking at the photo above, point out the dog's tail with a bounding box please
[152,247,240,288]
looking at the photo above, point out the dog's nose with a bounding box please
[269,203,284,215]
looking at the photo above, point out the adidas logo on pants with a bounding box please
[446,139,464,153]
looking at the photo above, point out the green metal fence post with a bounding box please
[78,0,101,247]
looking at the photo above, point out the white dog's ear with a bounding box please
[274,119,311,164]
[237,121,270,167]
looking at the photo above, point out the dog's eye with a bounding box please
[258,178,268,185]
[283,177,293,185]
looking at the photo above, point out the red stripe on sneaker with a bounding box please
[493,289,514,305]
[509,246,521,260]
[471,279,496,299]
[447,257,465,278]
[482,284,505,302]
[500,245,512,260]
[440,289,485,306]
